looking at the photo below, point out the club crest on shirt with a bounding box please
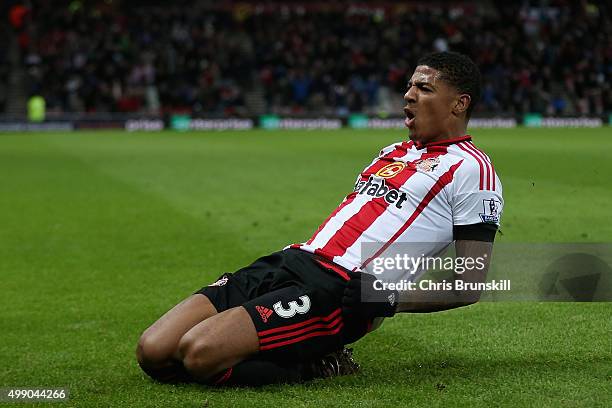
[479,198,501,223]
[375,162,406,179]
[414,157,440,172]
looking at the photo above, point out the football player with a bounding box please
[136,52,503,386]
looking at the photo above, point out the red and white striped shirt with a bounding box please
[290,135,503,276]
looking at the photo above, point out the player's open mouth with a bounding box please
[404,108,416,128]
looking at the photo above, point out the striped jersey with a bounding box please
[290,135,503,279]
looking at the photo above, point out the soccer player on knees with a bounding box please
[136,51,503,386]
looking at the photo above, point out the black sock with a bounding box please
[141,360,191,384]
[211,358,313,386]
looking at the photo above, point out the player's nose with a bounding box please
[404,86,417,103]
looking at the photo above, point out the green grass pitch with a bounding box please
[0,128,610,407]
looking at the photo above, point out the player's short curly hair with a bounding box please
[417,52,481,119]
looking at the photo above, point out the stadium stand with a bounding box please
[0,40,7,114]
[7,0,612,117]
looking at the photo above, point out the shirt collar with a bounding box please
[414,135,472,150]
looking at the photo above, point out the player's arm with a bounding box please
[342,161,504,319]
[394,159,503,313]
[342,224,496,319]
[395,237,493,313]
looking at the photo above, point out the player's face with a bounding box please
[403,65,462,144]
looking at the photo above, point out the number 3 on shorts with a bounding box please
[273,295,311,318]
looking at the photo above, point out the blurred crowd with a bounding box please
[0,23,9,113]
[9,0,612,116]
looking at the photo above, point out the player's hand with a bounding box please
[342,271,398,320]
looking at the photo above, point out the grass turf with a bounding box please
[0,128,610,407]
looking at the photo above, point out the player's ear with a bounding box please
[453,94,471,116]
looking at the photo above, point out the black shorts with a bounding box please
[195,248,372,361]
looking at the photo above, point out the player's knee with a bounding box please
[137,332,180,382]
[177,334,219,378]
[136,330,171,367]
